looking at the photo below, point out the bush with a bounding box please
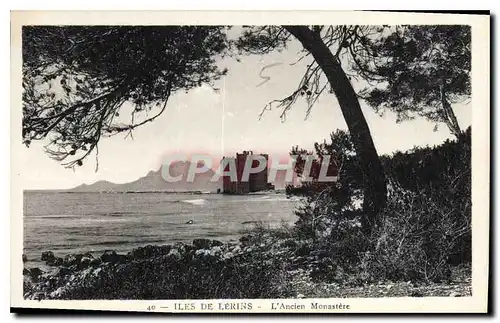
[287,128,471,285]
[361,183,471,283]
[54,248,293,299]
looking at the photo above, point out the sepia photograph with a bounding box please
[10,10,490,313]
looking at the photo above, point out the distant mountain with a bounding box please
[70,161,222,193]
[71,180,119,192]
[69,161,299,193]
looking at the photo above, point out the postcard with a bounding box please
[10,10,490,313]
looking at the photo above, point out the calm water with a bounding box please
[23,191,298,267]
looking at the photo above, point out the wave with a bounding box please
[224,197,289,203]
[181,199,207,206]
[241,220,260,225]
[105,211,136,217]
[24,214,82,219]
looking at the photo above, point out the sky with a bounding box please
[20,33,471,190]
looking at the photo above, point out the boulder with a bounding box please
[41,251,55,262]
[211,246,222,256]
[81,252,94,259]
[63,254,78,267]
[79,256,93,269]
[193,239,212,250]
[211,240,224,247]
[55,266,73,277]
[166,248,181,261]
[22,254,28,263]
[129,245,171,260]
[230,245,242,254]
[47,257,63,266]
[100,250,120,264]
[117,254,128,264]
[28,267,43,278]
[194,249,210,257]
[239,235,251,246]
[90,258,102,267]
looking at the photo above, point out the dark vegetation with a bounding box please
[287,126,471,284]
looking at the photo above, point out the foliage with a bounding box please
[288,127,471,283]
[362,181,471,283]
[56,252,292,300]
[22,26,229,168]
[356,25,471,137]
[287,130,365,238]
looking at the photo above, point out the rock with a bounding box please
[167,248,181,261]
[117,254,128,263]
[449,292,460,297]
[101,250,120,264]
[193,239,212,250]
[211,240,224,247]
[211,246,222,255]
[239,235,251,246]
[28,267,43,278]
[129,245,171,260]
[41,251,55,262]
[47,257,63,266]
[81,252,94,259]
[90,258,102,267]
[297,293,305,299]
[231,245,242,254]
[172,242,187,254]
[195,249,209,257]
[23,268,30,276]
[79,256,93,269]
[63,254,78,267]
[55,267,73,277]
[22,254,28,262]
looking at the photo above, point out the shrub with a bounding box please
[361,182,471,283]
[287,127,471,284]
[55,249,293,299]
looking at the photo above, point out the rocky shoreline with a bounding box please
[23,229,472,300]
[23,229,308,300]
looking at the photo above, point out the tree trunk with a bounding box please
[285,26,387,232]
[440,84,463,140]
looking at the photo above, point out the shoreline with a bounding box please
[23,229,300,300]
[24,189,288,195]
[23,228,472,300]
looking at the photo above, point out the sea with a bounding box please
[23,191,299,268]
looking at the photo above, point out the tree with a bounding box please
[354,25,471,139]
[236,26,388,231]
[23,25,400,232]
[287,130,365,240]
[22,26,229,168]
